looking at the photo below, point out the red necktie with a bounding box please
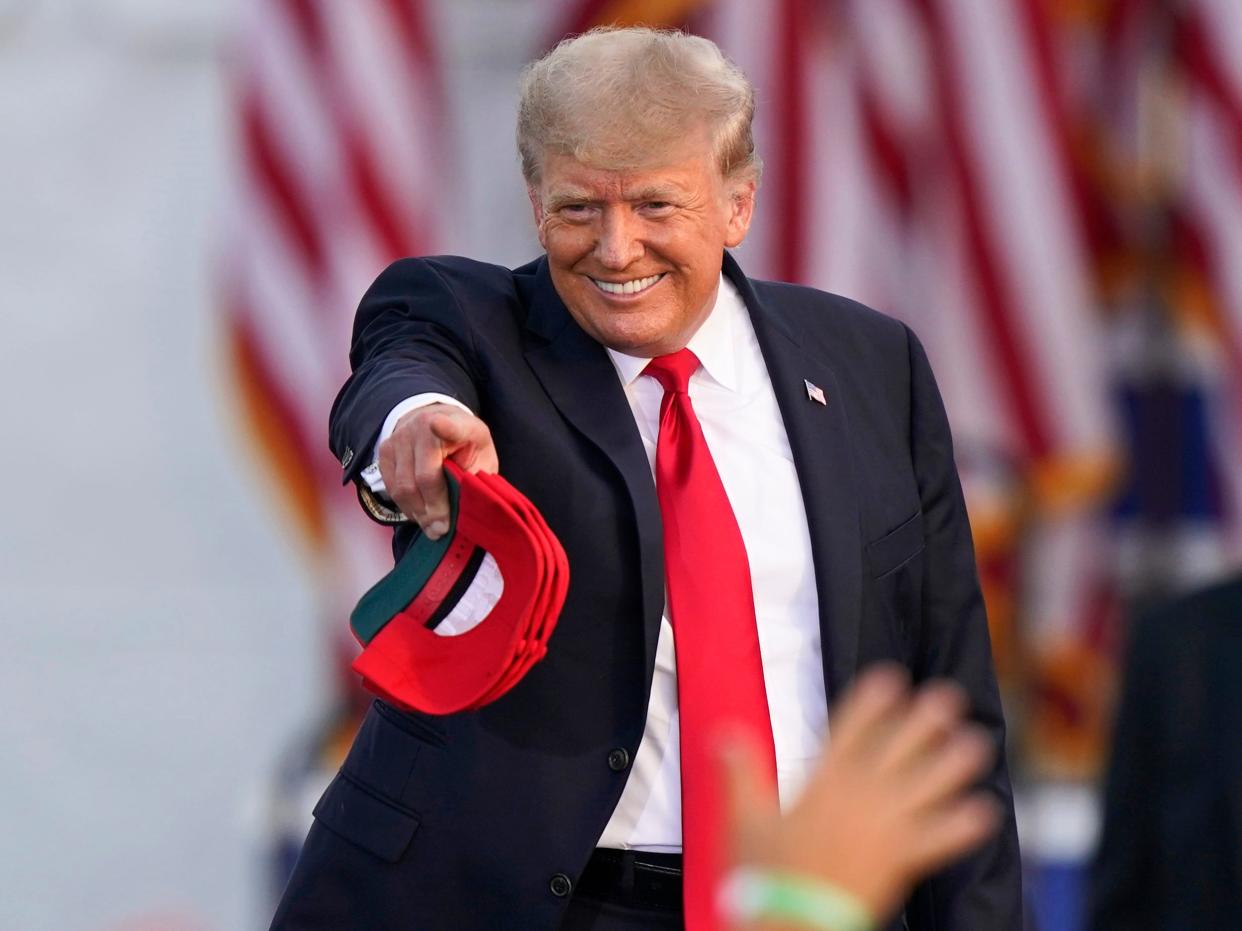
[643,349,778,931]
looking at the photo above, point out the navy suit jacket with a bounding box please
[271,252,1023,930]
[1089,574,1242,931]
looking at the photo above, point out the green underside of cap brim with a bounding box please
[350,470,462,645]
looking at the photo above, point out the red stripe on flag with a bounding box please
[1103,0,1148,49]
[279,0,423,262]
[344,133,418,261]
[772,0,809,283]
[1017,0,1119,266]
[240,90,326,280]
[384,0,438,69]
[858,83,914,213]
[281,0,326,52]
[1178,12,1242,195]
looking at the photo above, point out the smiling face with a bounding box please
[529,143,756,357]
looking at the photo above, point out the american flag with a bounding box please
[221,0,448,650]
[221,0,1242,781]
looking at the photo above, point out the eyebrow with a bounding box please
[623,185,684,202]
[544,184,685,212]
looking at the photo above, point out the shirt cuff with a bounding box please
[361,393,474,494]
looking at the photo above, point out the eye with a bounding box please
[638,200,677,219]
[558,203,593,218]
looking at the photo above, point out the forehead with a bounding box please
[537,147,722,199]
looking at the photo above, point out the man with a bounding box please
[1088,573,1242,931]
[273,26,1021,931]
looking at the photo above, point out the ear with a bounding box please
[723,177,756,248]
[527,186,548,250]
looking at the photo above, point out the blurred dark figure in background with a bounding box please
[1088,573,1242,930]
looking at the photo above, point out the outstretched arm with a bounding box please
[329,258,496,535]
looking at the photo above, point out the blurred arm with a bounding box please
[720,666,1001,931]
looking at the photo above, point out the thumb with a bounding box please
[427,411,473,446]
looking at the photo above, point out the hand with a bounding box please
[719,665,1001,923]
[377,403,499,539]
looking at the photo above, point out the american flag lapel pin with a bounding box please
[804,379,827,405]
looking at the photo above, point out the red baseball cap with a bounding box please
[349,462,568,714]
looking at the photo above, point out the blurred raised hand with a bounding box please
[719,665,1001,929]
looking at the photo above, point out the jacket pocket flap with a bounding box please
[313,772,420,863]
[866,510,924,578]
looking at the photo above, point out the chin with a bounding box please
[595,331,656,356]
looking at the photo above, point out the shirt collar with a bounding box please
[606,274,742,391]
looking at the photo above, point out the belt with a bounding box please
[575,848,684,912]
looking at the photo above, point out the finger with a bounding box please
[411,426,451,539]
[906,794,1002,876]
[429,411,499,476]
[428,413,489,467]
[904,725,996,815]
[383,434,425,525]
[427,411,473,447]
[377,437,399,499]
[469,440,500,475]
[871,681,968,777]
[715,731,781,865]
[826,664,910,760]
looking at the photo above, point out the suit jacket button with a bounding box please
[607,748,630,772]
[549,873,573,897]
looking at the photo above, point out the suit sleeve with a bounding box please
[902,327,1026,930]
[328,258,482,486]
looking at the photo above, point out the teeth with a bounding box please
[592,274,663,295]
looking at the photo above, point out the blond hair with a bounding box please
[516,26,761,185]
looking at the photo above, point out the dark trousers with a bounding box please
[561,849,684,930]
[560,893,683,930]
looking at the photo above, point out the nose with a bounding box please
[594,207,644,270]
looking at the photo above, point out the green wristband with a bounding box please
[719,868,876,931]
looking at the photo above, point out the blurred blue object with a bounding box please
[1028,858,1088,931]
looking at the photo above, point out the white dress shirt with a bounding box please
[596,276,827,851]
[366,275,828,852]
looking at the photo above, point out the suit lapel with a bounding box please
[522,259,666,688]
[725,254,862,700]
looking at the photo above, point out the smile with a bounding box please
[590,273,665,296]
